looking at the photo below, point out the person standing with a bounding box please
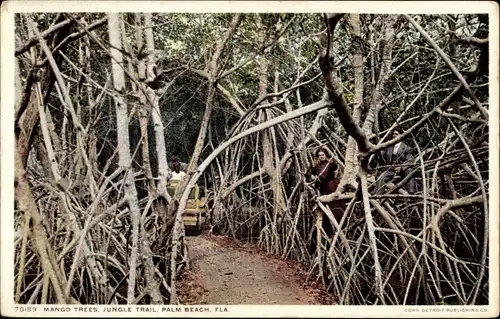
[310,148,338,195]
[308,148,343,223]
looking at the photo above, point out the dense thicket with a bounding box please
[14,12,489,305]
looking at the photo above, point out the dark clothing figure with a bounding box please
[374,140,416,194]
[306,149,346,254]
[311,160,338,195]
[309,159,344,224]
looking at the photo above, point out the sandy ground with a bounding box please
[177,234,332,305]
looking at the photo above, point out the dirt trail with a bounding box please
[178,235,331,305]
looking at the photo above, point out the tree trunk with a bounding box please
[135,14,156,193]
[361,15,398,134]
[108,13,143,304]
[144,13,171,205]
[337,14,364,192]
[256,14,286,218]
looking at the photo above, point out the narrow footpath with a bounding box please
[177,235,333,305]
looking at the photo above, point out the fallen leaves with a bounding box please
[176,266,208,305]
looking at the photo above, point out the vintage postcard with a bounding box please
[1,1,499,317]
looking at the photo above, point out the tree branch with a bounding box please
[16,17,74,57]
[454,36,488,46]
[318,13,375,153]
[404,14,488,121]
[369,81,465,155]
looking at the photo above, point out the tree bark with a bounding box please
[144,13,171,205]
[337,13,364,192]
[134,14,156,194]
[256,14,286,218]
[108,13,142,304]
